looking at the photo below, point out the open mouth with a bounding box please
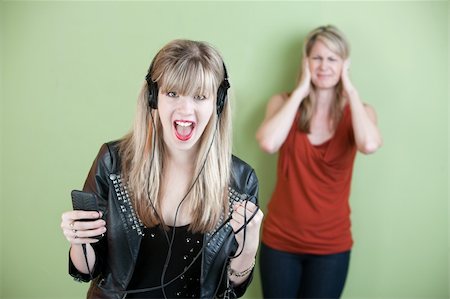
[174,120,195,141]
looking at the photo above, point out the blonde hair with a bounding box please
[119,40,231,232]
[298,25,350,133]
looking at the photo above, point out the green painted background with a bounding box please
[1,1,448,298]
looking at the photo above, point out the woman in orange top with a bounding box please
[256,25,382,298]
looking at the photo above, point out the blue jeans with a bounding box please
[259,243,350,299]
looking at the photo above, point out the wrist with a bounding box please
[293,85,309,100]
[228,258,255,278]
[342,81,357,96]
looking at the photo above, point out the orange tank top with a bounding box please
[262,105,357,254]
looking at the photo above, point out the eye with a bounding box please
[194,95,207,101]
[167,91,178,98]
[328,57,337,62]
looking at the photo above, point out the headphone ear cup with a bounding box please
[147,80,159,110]
[216,79,229,116]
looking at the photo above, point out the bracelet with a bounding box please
[228,258,256,278]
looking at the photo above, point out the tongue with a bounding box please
[176,125,193,137]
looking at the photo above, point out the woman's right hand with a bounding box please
[256,54,311,154]
[297,56,312,95]
[61,210,106,244]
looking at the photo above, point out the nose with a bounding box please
[176,95,195,114]
[319,60,329,70]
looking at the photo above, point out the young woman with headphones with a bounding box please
[60,39,263,299]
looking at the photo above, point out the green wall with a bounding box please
[1,1,448,298]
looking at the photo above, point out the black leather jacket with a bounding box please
[69,142,259,299]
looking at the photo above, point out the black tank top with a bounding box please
[127,224,203,298]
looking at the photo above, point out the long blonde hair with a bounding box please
[119,40,232,232]
[298,25,350,133]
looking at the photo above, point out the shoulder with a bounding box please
[271,92,289,101]
[93,140,122,173]
[267,92,288,108]
[231,155,254,176]
[363,102,376,113]
[264,92,290,119]
[82,140,122,194]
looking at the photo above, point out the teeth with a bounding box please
[175,121,192,127]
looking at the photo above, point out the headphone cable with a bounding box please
[145,110,220,298]
[160,116,220,298]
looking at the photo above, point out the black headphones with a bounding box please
[145,62,230,116]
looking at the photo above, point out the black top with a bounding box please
[127,224,203,298]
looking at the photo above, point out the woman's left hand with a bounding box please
[341,58,357,98]
[230,201,264,256]
[340,58,383,154]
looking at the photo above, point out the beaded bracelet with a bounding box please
[228,258,256,278]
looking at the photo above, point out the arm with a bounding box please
[256,58,311,153]
[61,211,105,275]
[342,59,383,154]
[228,170,263,287]
[61,144,110,281]
[228,201,263,286]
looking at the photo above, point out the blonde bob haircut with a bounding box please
[119,39,232,232]
[298,25,350,133]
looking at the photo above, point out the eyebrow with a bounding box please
[312,54,338,58]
